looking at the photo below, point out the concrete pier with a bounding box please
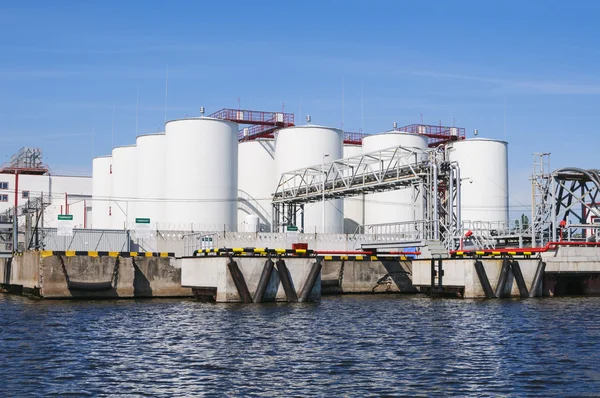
[413,246,600,298]
[0,251,192,299]
[321,258,417,294]
[181,256,321,303]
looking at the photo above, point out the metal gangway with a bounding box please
[272,145,430,205]
[271,145,459,245]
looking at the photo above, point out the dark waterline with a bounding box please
[1,294,599,397]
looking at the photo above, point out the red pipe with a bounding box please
[450,241,600,255]
[14,172,19,208]
[315,250,421,255]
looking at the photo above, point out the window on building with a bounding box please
[0,182,8,190]
[22,190,30,199]
[0,194,8,202]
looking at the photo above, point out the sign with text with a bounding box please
[135,217,152,239]
[57,214,74,237]
[286,225,299,247]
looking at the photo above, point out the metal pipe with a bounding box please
[433,162,439,240]
[253,259,274,303]
[495,258,511,298]
[474,260,495,299]
[276,259,298,302]
[13,172,19,252]
[529,260,546,298]
[227,257,253,303]
[299,260,322,302]
[322,153,329,234]
[510,260,529,298]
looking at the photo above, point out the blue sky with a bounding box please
[1,0,599,217]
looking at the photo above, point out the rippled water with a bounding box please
[1,294,599,397]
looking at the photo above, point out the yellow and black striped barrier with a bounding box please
[452,250,535,259]
[193,248,314,257]
[317,255,408,261]
[38,250,175,258]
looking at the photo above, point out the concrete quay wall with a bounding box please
[321,260,417,294]
[181,256,321,303]
[0,251,192,299]
[413,258,540,298]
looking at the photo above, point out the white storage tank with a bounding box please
[274,125,344,233]
[238,139,275,232]
[343,144,363,233]
[363,131,428,226]
[165,118,238,231]
[241,214,260,232]
[447,138,509,226]
[91,155,112,229]
[111,145,137,230]
[135,133,165,229]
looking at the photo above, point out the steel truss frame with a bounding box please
[271,146,461,246]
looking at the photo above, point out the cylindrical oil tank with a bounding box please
[135,133,166,229]
[446,138,509,225]
[111,145,137,229]
[363,131,428,226]
[343,144,363,233]
[165,118,238,231]
[274,125,344,233]
[238,139,275,232]
[91,155,112,229]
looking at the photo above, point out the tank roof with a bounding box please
[278,124,343,133]
[136,132,165,139]
[165,117,238,127]
[451,137,508,145]
[112,144,136,150]
[366,130,425,138]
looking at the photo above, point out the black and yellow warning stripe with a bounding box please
[317,255,408,261]
[193,248,314,257]
[452,250,534,258]
[39,250,175,258]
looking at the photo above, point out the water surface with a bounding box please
[1,294,598,396]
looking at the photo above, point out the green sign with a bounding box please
[286,225,298,232]
[58,215,73,221]
[135,218,151,224]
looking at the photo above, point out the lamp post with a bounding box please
[322,153,329,234]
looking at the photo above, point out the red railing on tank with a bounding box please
[209,108,295,141]
[397,124,466,147]
[343,132,368,145]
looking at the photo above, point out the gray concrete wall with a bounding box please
[1,251,190,299]
[131,257,192,297]
[413,258,540,298]
[40,254,135,298]
[322,260,416,294]
[0,252,41,293]
[542,246,600,272]
[181,256,321,303]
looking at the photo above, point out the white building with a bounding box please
[0,148,92,229]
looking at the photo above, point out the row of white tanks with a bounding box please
[92,117,509,232]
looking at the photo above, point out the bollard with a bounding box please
[299,260,322,302]
[510,260,529,298]
[495,258,511,298]
[227,258,253,303]
[474,260,495,299]
[529,260,546,298]
[276,259,298,302]
[253,258,274,303]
